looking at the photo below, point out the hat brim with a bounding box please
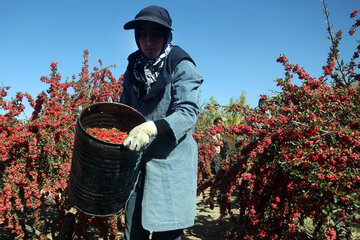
[124,16,172,30]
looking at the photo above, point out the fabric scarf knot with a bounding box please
[133,43,173,94]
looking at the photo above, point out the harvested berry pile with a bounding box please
[87,127,128,144]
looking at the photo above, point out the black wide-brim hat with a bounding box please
[124,5,172,30]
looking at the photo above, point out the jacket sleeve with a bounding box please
[162,59,203,144]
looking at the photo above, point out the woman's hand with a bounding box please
[124,121,158,151]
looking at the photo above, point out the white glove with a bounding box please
[123,121,158,151]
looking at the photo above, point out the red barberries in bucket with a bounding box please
[87,127,128,144]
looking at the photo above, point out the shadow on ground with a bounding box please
[183,193,234,240]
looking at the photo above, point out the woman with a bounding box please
[120,5,203,240]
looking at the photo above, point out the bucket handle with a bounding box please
[134,151,143,171]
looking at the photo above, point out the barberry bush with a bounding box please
[0,50,124,239]
[195,3,360,239]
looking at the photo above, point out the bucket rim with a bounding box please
[77,102,146,147]
[81,102,145,118]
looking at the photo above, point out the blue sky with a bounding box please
[0,0,359,117]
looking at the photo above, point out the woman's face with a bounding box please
[137,22,165,59]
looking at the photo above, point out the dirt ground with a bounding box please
[183,190,234,240]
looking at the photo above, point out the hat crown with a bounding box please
[124,5,172,30]
[136,5,172,26]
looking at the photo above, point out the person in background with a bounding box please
[120,5,203,240]
[211,117,224,174]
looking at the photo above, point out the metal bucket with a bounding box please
[68,102,146,216]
